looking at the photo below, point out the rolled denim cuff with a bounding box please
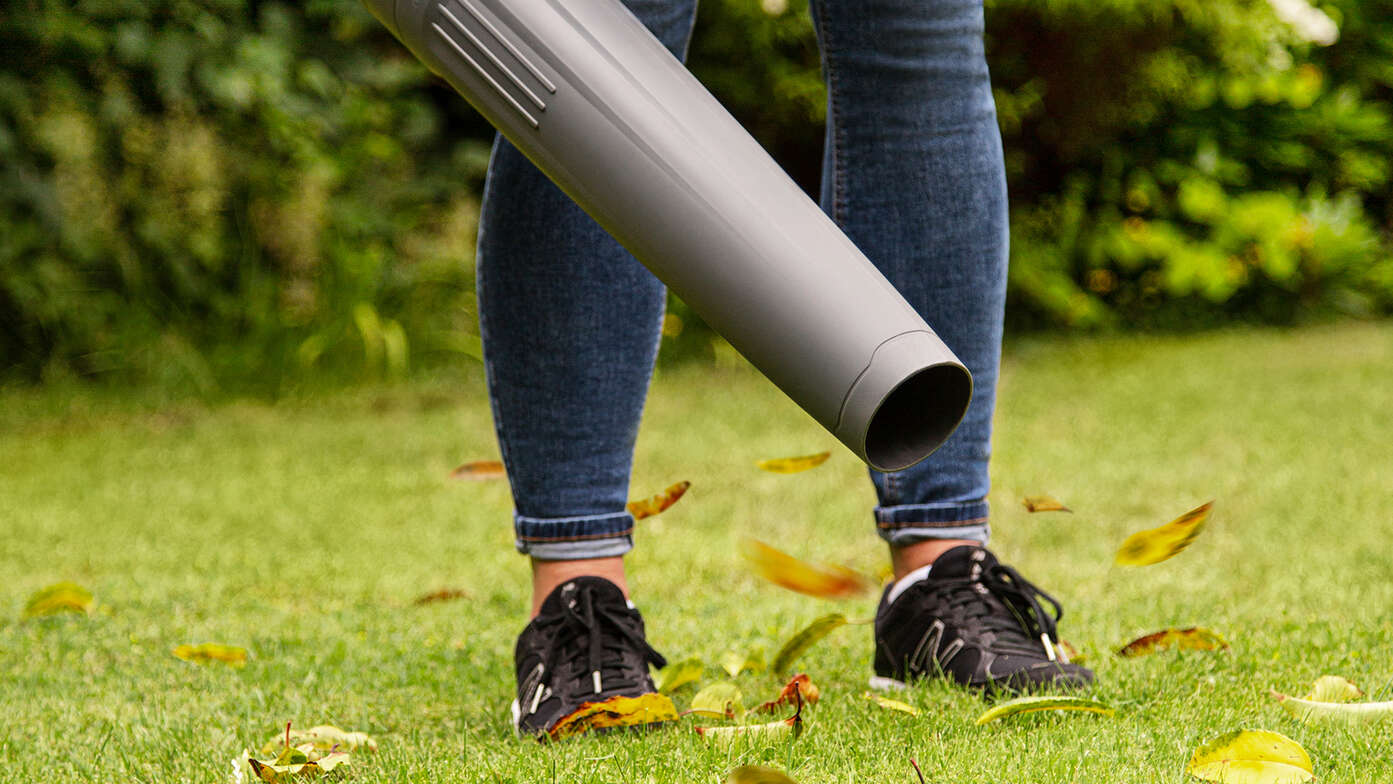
[874,500,991,547]
[514,511,635,560]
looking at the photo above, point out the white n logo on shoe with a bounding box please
[910,619,965,674]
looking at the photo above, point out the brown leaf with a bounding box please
[1023,495,1072,513]
[1114,501,1213,566]
[448,460,506,481]
[548,693,678,740]
[757,673,820,712]
[741,539,872,599]
[412,588,471,605]
[626,480,691,520]
[697,680,806,746]
[756,452,830,474]
[1116,626,1229,657]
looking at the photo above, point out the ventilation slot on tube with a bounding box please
[430,0,555,129]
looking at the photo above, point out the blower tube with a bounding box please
[364,0,973,471]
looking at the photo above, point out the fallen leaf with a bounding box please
[862,691,920,716]
[697,680,805,747]
[1023,495,1072,513]
[242,722,371,782]
[1185,729,1314,784]
[23,581,94,618]
[1271,690,1393,726]
[772,614,847,675]
[727,766,799,784]
[757,674,820,712]
[720,648,765,678]
[654,657,704,694]
[742,539,872,599]
[1116,627,1230,657]
[974,695,1115,725]
[626,481,691,520]
[247,752,350,782]
[448,460,506,480]
[549,693,678,740]
[411,588,470,605]
[262,726,378,755]
[756,451,830,474]
[1303,675,1363,703]
[172,643,247,668]
[1115,501,1213,566]
[689,682,745,719]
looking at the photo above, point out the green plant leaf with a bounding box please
[727,765,799,784]
[720,648,765,677]
[1271,690,1393,726]
[655,657,704,693]
[771,614,846,674]
[974,695,1115,725]
[1303,675,1363,703]
[862,691,920,716]
[1185,729,1314,783]
[689,682,744,719]
[23,581,94,618]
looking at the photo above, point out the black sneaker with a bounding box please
[872,545,1093,692]
[512,576,669,738]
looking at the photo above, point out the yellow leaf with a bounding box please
[448,460,506,480]
[23,581,94,618]
[548,693,678,740]
[1023,495,1072,513]
[727,765,800,784]
[1115,501,1213,566]
[720,648,765,677]
[1116,627,1229,657]
[1271,690,1393,726]
[626,480,691,520]
[1186,730,1314,783]
[742,539,872,599]
[1303,675,1363,703]
[974,695,1114,725]
[756,451,830,474]
[689,682,744,719]
[862,691,920,716]
[654,657,704,694]
[771,615,847,674]
[172,643,248,668]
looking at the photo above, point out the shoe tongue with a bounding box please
[538,576,628,616]
[926,545,997,582]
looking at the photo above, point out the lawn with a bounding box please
[2,322,1391,783]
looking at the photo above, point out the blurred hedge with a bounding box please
[3,0,1392,390]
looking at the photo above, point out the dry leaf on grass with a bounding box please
[720,648,765,678]
[697,680,806,747]
[1023,495,1072,513]
[1115,501,1213,566]
[626,481,691,520]
[1185,729,1314,784]
[411,588,470,606]
[756,452,830,474]
[689,682,745,719]
[974,695,1114,725]
[727,766,799,784]
[448,460,505,480]
[548,693,679,740]
[771,614,847,674]
[1116,627,1229,657]
[237,723,376,783]
[23,582,94,618]
[173,643,247,668]
[1271,689,1393,726]
[1303,675,1363,702]
[757,674,820,712]
[654,657,703,694]
[742,539,872,599]
[862,692,920,716]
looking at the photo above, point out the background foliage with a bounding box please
[2,0,1391,390]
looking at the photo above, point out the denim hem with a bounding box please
[518,535,634,561]
[874,500,991,546]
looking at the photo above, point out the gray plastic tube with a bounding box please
[364,0,972,471]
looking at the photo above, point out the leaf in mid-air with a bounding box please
[1115,501,1213,566]
[727,765,800,784]
[1115,627,1229,657]
[1271,690,1393,726]
[654,657,704,694]
[974,695,1114,725]
[626,481,691,520]
[23,582,94,618]
[172,643,248,668]
[548,693,678,740]
[411,588,470,605]
[1303,675,1363,703]
[862,692,920,716]
[742,539,872,599]
[771,615,847,674]
[688,682,745,719]
[757,674,820,712]
[1185,729,1314,783]
[755,452,830,474]
[448,460,506,480]
[720,648,765,677]
[1023,495,1071,513]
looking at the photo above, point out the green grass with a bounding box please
[3,322,1392,783]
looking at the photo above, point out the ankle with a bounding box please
[888,538,979,581]
[530,556,629,618]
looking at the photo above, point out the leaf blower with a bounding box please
[363,0,972,471]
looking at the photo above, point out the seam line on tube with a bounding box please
[831,330,927,435]
[459,0,557,93]
[440,5,547,110]
[431,20,540,128]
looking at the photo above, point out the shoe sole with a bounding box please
[868,675,908,692]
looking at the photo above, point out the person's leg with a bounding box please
[477,0,698,735]
[811,0,1091,691]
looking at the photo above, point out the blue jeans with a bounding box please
[476,0,1007,560]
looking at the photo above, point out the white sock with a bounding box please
[885,563,933,606]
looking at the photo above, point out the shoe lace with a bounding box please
[536,584,667,699]
[942,563,1065,660]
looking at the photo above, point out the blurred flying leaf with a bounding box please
[1114,501,1213,566]
[172,643,247,668]
[974,695,1115,725]
[689,682,745,719]
[1023,495,1072,513]
[549,693,678,740]
[742,539,872,599]
[449,460,506,481]
[720,648,766,678]
[412,588,471,606]
[757,673,820,712]
[23,582,94,618]
[727,765,799,784]
[1116,627,1229,657]
[862,691,920,716]
[1185,729,1314,783]
[655,657,704,694]
[626,481,691,520]
[756,451,830,474]
[772,615,847,674]
[1303,675,1364,703]
[1271,690,1393,726]
[697,680,805,747]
